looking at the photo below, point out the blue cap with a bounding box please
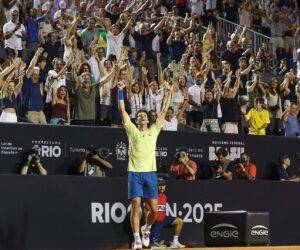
[157,177,166,185]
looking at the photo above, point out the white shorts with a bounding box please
[0,111,18,123]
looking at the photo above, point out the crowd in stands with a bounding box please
[0,0,299,137]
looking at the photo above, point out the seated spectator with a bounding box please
[234,153,257,180]
[242,97,270,135]
[169,148,197,180]
[79,145,113,177]
[278,154,299,182]
[21,149,47,175]
[211,147,234,180]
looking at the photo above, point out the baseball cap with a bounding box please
[157,177,166,185]
[59,0,67,9]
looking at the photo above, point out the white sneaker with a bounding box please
[132,239,142,250]
[141,225,150,247]
[169,241,185,249]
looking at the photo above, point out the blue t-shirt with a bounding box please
[278,165,289,180]
[23,77,44,112]
[284,115,300,137]
[25,17,44,43]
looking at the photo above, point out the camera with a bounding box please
[175,151,185,163]
[211,161,223,179]
[26,149,40,163]
[86,146,99,159]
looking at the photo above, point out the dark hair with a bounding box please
[75,34,83,50]
[177,147,189,153]
[135,109,149,120]
[108,54,117,62]
[78,63,91,75]
[279,154,289,164]
[215,148,228,157]
[255,97,265,104]
[168,107,174,113]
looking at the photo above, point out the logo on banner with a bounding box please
[32,140,62,158]
[209,140,245,161]
[251,225,269,236]
[210,223,239,238]
[116,142,127,160]
[156,146,168,157]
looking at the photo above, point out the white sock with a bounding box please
[173,235,179,242]
[134,233,141,242]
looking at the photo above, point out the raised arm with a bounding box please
[117,81,130,123]
[26,47,44,78]
[156,81,174,124]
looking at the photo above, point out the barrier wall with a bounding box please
[0,176,299,249]
[0,123,300,179]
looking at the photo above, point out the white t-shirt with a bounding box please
[106,31,125,59]
[3,21,26,50]
[145,89,164,114]
[45,70,66,103]
[99,81,112,105]
[152,34,160,52]
[188,84,201,111]
[88,55,100,83]
[53,9,73,22]
[190,0,205,15]
[163,117,178,131]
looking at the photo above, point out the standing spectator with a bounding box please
[3,9,26,58]
[281,102,300,137]
[22,48,47,124]
[220,71,240,133]
[234,152,257,180]
[0,59,25,123]
[224,0,238,23]
[239,0,251,27]
[242,97,270,135]
[221,40,240,72]
[81,17,98,53]
[169,148,197,180]
[148,110,158,126]
[202,25,215,64]
[187,72,204,129]
[270,10,284,56]
[163,104,187,131]
[266,78,283,135]
[50,85,70,125]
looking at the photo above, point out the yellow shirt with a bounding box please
[123,116,163,172]
[245,108,270,135]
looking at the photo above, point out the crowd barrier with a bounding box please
[0,123,299,179]
[0,176,299,249]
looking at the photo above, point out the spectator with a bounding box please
[221,40,240,72]
[234,152,257,180]
[144,177,185,249]
[3,9,26,58]
[270,10,284,56]
[202,25,215,64]
[220,71,240,133]
[188,72,204,129]
[0,59,25,123]
[148,110,158,126]
[281,102,300,137]
[72,69,115,126]
[50,85,70,125]
[211,147,234,180]
[80,17,98,53]
[242,97,270,135]
[79,145,113,177]
[22,48,47,124]
[163,104,187,131]
[170,148,197,180]
[278,154,299,182]
[21,149,47,175]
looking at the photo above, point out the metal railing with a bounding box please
[216,16,272,55]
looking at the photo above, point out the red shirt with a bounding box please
[235,163,257,180]
[145,193,167,222]
[171,160,197,180]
